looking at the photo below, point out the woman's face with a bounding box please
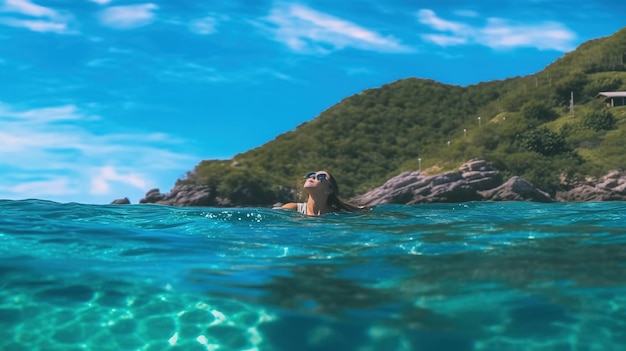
[304,171,332,193]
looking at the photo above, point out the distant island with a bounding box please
[114,27,626,206]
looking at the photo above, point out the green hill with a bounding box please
[178,27,626,206]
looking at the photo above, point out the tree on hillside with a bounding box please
[518,127,570,157]
[521,101,558,122]
[582,108,617,131]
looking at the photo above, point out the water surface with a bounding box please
[1,200,625,350]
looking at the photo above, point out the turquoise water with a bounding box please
[1,200,626,351]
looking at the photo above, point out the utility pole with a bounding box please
[549,72,551,86]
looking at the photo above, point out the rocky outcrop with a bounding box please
[556,170,626,201]
[110,197,131,205]
[139,185,217,207]
[138,183,294,207]
[353,159,511,206]
[478,176,553,203]
[122,159,626,207]
[353,160,626,206]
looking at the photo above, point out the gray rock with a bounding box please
[597,170,626,194]
[555,185,616,202]
[140,188,166,203]
[555,170,626,201]
[459,158,496,172]
[110,197,131,205]
[139,185,215,206]
[352,159,504,205]
[479,176,553,202]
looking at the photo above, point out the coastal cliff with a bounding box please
[109,29,626,206]
[112,159,626,206]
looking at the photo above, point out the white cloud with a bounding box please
[0,103,89,123]
[0,103,198,203]
[90,166,147,195]
[417,9,576,52]
[189,16,218,35]
[481,18,576,51]
[0,0,73,33]
[264,3,412,54]
[418,9,467,33]
[89,0,112,5]
[99,3,158,29]
[0,18,67,33]
[2,0,56,18]
[422,34,468,46]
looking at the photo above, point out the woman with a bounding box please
[279,170,367,216]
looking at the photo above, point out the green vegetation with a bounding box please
[581,108,617,131]
[179,27,626,205]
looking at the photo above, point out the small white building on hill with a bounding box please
[597,91,626,107]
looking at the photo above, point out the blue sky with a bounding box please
[0,0,624,204]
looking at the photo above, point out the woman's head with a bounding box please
[303,170,337,196]
[299,169,367,213]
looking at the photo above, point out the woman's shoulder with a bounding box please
[274,202,299,210]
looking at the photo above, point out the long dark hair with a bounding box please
[319,171,369,212]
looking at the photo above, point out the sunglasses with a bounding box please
[305,172,328,181]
